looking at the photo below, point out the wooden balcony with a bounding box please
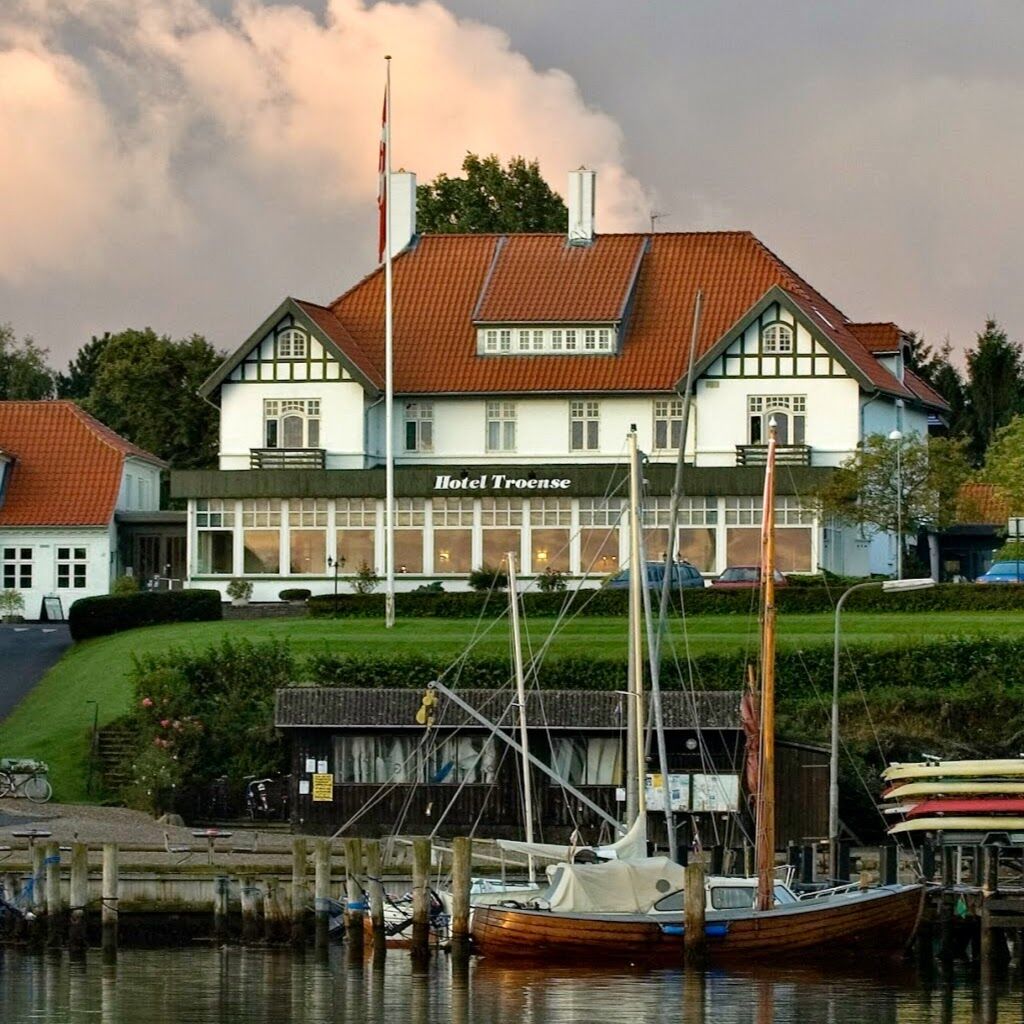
[249,447,326,470]
[736,444,811,467]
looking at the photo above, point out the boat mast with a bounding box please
[507,551,536,884]
[755,421,778,912]
[626,429,647,827]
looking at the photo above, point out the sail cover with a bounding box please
[496,812,648,863]
[543,856,685,914]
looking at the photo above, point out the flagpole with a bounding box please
[383,55,396,629]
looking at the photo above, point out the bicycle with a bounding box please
[0,764,52,803]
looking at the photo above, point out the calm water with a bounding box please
[0,948,1021,1023]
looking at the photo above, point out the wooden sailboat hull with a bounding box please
[471,884,923,963]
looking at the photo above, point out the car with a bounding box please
[976,561,1024,584]
[711,565,789,589]
[605,561,706,590]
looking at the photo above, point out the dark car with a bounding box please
[711,565,789,589]
[605,561,706,590]
[976,561,1024,584]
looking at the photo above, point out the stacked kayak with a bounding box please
[882,760,1024,835]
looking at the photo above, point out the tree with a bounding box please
[979,415,1024,513]
[56,333,111,399]
[817,433,972,539]
[0,323,55,399]
[964,319,1024,462]
[84,329,222,469]
[416,154,568,234]
[928,341,971,440]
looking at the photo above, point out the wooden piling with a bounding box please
[68,842,89,953]
[344,837,365,961]
[214,875,230,943]
[263,876,281,944]
[365,839,386,961]
[938,846,956,964]
[45,842,61,946]
[240,876,258,944]
[879,844,899,885]
[411,838,432,960]
[101,843,118,956]
[450,836,472,960]
[683,861,707,965]
[291,837,308,946]
[314,839,332,950]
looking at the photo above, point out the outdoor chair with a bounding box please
[164,832,194,864]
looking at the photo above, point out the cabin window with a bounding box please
[761,322,793,354]
[710,886,756,910]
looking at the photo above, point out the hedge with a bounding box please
[69,589,223,641]
[306,583,1024,619]
[304,635,1024,698]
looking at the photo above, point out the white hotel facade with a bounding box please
[172,172,947,599]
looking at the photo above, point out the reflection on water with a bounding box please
[0,948,1021,1023]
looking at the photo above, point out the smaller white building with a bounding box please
[0,401,166,619]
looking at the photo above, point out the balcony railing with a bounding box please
[736,444,811,467]
[250,448,326,470]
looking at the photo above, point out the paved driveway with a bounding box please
[0,624,72,721]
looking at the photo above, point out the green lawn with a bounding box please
[3,611,1024,803]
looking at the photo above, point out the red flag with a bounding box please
[377,87,388,264]
[741,671,760,806]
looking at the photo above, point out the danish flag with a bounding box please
[377,86,388,264]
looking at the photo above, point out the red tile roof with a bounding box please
[314,231,939,406]
[957,483,1011,525]
[0,401,165,527]
[846,322,904,354]
[904,369,951,411]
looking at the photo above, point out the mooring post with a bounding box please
[880,843,899,886]
[920,842,936,883]
[313,839,331,950]
[411,838,432,960]
[364,839,386,961]
[263,876,280,944]
[291,837,308,946]
[240,875,257,945]
[101,843,118,956]
[68,842,89,953]
[684,860,707,965]
[344,837,365,961]
[45,842,62,946]
[938,845,956,964]
[451,836,472,960]
[214,875,229,943]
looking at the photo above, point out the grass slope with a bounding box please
[3,611,1024,803]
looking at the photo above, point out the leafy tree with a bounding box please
[417,153,568,234]
[0,323,55,399]
[817,432,972,539]
[56,333,111,399]
[964,319,1024,461]
[84,328,222,469]
[979,416,1024,513]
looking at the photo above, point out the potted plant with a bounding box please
[0,588,25,623]
[226,578,253,606]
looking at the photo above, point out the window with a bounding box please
[564,329,578,351]
[499,329,511,353]
[551,330,563,351]
[724,496,813,571]
[598,328,612,351]
[336,498,376,574]
[579,499,623,574]
[761,322,793,354]
[748,395,806,445]
[570,400,600,451]
[404,402,433,453]
[486,401,516,452]
[532,330,544,351]
[334,734,497,785]
[485,330,498,353]
[264,399,321,449]
[2,547,32,589]
[277,328,308,358]
[551,736,621,785]
[653,399,684,450]
[433,498,473,574]
[394,498,425,573]
[584,328,597,351]
[289,499,327,574]
[477,325,617,355]
[530,498,571,573]
[517,330,531,351]
[481,498,523,568]
[195,500,233,574]
[56,547,87,589]
[242,499,281,574]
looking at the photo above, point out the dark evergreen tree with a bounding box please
[964,319,1024,462]
[56,333,111,399]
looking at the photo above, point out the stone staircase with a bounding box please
[96,722,137,791]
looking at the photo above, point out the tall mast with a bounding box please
[507,552,536,884]
[755,422,778,912]
[626,429,647,826]
[383,56,396,629]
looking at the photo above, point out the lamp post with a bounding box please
[829,576,935,878]
[888,429,903,580]
[326,556,341,617]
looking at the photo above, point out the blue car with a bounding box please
[605,561,706,590]
[977,561,1024,584]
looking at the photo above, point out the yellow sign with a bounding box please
[311,773,334,802]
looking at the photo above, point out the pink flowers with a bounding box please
[141,697,154,708]
[160,719,171,728]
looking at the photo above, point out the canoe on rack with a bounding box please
[882,760,1024,782]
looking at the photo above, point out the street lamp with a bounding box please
[829,576,935,879]
[888,429,903,580]
[326,556,342,617]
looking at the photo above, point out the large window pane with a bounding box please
[197,532,232,574]
[434,530,472,574]
[643,527,673,562]
[581,528,619,575]
[725,528,760,565]
[775,529,812,572]
[337,530,375,573]
[481,529,520,569]
[531,528,570,573]
[290,530,325,574]
[394,530,423,573]
[678,528,716,572]
[244,530,280,573]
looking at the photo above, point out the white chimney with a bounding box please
[567,168,596,245]
[389,170,417,256]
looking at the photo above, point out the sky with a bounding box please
[1,0,1021,366]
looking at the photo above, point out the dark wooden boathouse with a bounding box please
[275,687,827,848]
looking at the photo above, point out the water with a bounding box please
[0,948,1020,1023]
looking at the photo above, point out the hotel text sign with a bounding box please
[434,473,571,492]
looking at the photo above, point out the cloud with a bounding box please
[0,0,648,296]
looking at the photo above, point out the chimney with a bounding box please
[389,170,417,256]
[567,168,596,245]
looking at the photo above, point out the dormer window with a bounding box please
[762,323,793,354]
[478,325,616,356]
[277,328,308,359]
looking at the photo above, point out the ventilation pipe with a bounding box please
[389,170,417,256]
[567,168,596,245]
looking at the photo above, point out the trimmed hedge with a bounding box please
[69,589,223,641]
[304,635,1024,698]
[306,583,1024,619]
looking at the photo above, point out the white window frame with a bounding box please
[748,395,806,446]
[653,398,685,451]
[485,401,517,452]
[404,401,434,453]
[264,398,321,449]
[569,400,600,451]
[478,325,617,355]
[56,546,88,590]
[761,322,794,355]
[277,327,308,359]
[2,546,32,589]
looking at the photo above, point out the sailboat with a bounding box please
[470,423,924,962]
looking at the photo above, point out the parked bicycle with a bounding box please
[0,760,52,803]
[244,775,289,821]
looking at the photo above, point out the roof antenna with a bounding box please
[649,211,667,234]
